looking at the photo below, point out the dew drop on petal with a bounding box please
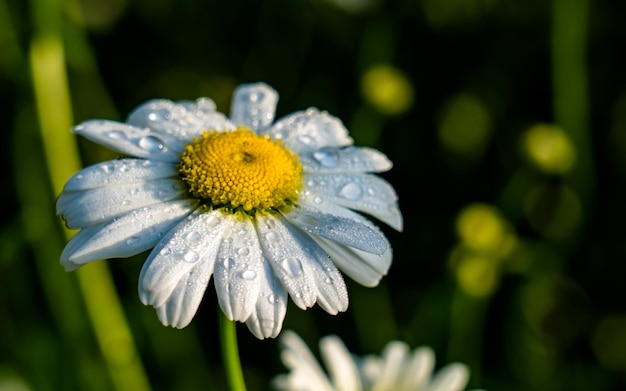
[148,109,171,122]
[185,231,202,245]
[313,196,322,204]
[338,182,364,201]
[313,147,339,167]
[126,237,140,246]
[204,215,221,227]
[267,294,276,304]
[264,231,279,243]
[160,247,172,256]
[298,135,316,147]
[107,130,127,140]
[130,189,139,195]
[241,270,257,280]
[183,250,199,263]
[237,247,250,256]
[281,257,303,278]
[138,135,167,152]
[222,257,234,268]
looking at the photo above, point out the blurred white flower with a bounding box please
[274,330,476,391]
[57,82,402,339]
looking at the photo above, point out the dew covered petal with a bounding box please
[127,97,235,141]
[154,262,213,328]
[62,158,178,191]
[57,178,187,229]
[244,260,288,339]
[73,120,184,162]
[302,173,403,231]
[309,234,392,287]
[268,108,353,153]
[212,218,263,322]
[139,209,225,309]
[255,215,348,313]
[299,146,393,174]
[61,199,197,269]
[230,83,278,132]
[283,201,389,256]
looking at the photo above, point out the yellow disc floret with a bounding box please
[178,126,303,213]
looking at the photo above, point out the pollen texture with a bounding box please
[178,127,303,212]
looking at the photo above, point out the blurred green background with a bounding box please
[2,0,626,390]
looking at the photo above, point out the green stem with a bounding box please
[29,0,151,389]
[219,311,247,391]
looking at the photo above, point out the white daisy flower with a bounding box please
[57,82,402,339]
[274,330,476,391]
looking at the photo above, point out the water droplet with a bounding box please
[204,215,221,227]
[160,247,172,256]
[313,148,339,167]
[147,108,171,122]
[101,163,115,173]
[298,135,316,147]
[119,164,130,172]
[126,237,140,246]
[367,187,376,196]
[130,189,139,195]
[107,130,127,140]
[237,247,250,256]
[325,277,334,284]
[281,257,303,278]
[222,257,234,268]
[185,231,202,245]
[75,174,84,180]
[122,199,132,205]
[138,135,167,152]
[264,231,279,242]
[313,196,322,204]
[183,250,199,263]
[237,228,248,236]
[338,182,363,201]
[241,270,257,280]
[267,294,276,304]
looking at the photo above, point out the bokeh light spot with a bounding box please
[438,93,492,162]
[360,64,414,116]
[523,124,576,175]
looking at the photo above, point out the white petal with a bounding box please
[127,97,235,140]
[212,218,263,322]
[399,347,436,389]
[154,260,213,328]
[310,234,392,287]
[284,201,389,255]
[276,331,334,391]
[428,363,470,391]
[139,209,225,308]
[269,108,353,153]
[73,120,183,162]
[244,260,288,339]
[57,178,187,229]
[255,215,349,314]
[319,335,361,391]
[61,199,197,268]
[230,83,278,132]
[370,341,410,391]
[299,146,392,174]
[302,173,403,231]
[62,159,178,191]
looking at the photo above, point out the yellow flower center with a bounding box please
[178,127,303,213]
